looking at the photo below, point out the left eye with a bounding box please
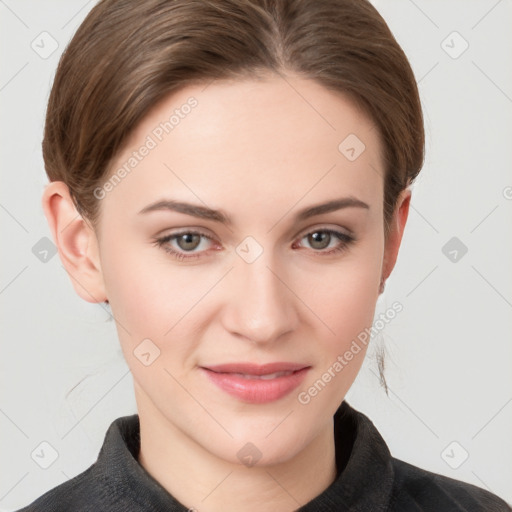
[153,231,213,260]
[297,229,353,252]
[153,228,355,261]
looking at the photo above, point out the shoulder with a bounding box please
[389,457,512,511]
[13,415,140,512]
[13,414,182,512]
[334,401,511,511]
[13,465,100,512]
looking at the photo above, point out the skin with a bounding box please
[43,73,410,511]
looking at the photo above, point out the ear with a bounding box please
[380,187,411,294]
[42,181,107,303]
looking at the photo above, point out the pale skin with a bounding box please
[42,74,410,511]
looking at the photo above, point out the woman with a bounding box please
[16,0,511,510]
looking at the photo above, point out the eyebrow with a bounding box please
[138,196,369,225]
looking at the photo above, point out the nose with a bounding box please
[222,252,299,345]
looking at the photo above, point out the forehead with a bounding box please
[101,75,384,221]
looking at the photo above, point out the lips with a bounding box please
[229,371,294,380]
[203,362,309,376]
[200,362,311,403]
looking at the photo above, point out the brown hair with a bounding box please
[43,0,424,237]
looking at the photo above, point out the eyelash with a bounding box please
[152,228,356,261]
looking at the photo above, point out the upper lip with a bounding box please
[202,362,310,375]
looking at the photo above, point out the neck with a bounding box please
[135,392,338,512]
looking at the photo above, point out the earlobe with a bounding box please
[42,181,107,303]
[379,187,412,294]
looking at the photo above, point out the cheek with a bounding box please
[100,236,201,331]
[98,253,179,389]
[322,267,380,335]
[308,245,382,342]
[298,258,381,407]
[299,238,383,404]
[100,249,206,389]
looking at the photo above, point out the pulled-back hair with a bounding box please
[43,0,424,239]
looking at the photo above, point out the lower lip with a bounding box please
[200,367,310,404]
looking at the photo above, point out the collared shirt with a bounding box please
[16,401,511,511]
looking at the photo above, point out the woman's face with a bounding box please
[92,74,400,465]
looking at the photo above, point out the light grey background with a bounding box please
[1,0,511,510]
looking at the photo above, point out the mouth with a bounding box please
[202,361,309,376]
[199,362,311,404]
[219,370,297,380]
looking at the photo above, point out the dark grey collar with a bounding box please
[90,400,394,511]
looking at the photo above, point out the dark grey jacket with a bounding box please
[16,401,512,511]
